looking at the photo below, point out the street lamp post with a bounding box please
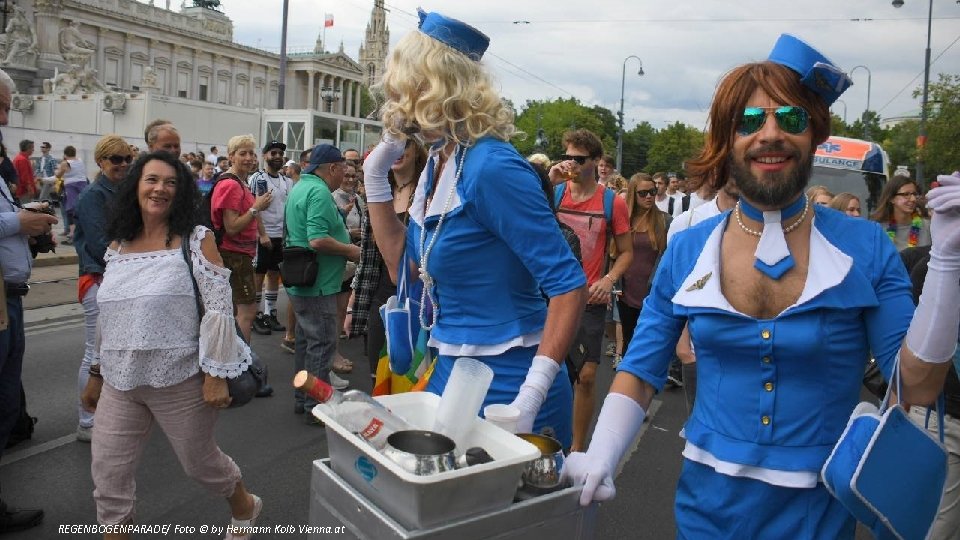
[893,0,933,188]
[321,86,341,113]
[617,55,644,173]
[850,65,872,139]
[833,99,848,124]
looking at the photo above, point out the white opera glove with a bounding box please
[906,172,960,363]
[560,393,647,506]
[363,133,408,203]
[509,355,561,434]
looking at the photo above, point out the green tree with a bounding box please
[644,122,704,175]
[883,119,920,173]
[358,86,378,119]
[513,98,612,159]
[620,121,656,177]
[920,73,960,176]
[846,110,887,142]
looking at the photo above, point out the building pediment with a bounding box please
[317,52,363,75]
[104,46,124,57]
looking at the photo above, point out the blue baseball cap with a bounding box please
[417,9,490,61]
[768,34,852,107]
[303,144,344,175]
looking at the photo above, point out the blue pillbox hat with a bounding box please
[768,34,852,106]
[417,8,490,61]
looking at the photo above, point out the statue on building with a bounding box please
[44,65,81,95]
[59,21,95,66]
[193,0,222,9]
[139,67,159,89]
[1,6,39,67]
[79,66,108,93]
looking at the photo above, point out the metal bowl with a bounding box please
[383,430,457,476]
[516,433,566,491]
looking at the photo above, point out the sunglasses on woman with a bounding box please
[635,188,657,197]
[106,154,134,165]
[560,154,590,165]
[736,106,809,136]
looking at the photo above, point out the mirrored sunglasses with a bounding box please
[106,154,134,165]
[560,154,590,165]
[737,106,809,136]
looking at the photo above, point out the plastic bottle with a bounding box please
[293,370,412,449]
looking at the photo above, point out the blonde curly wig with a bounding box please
[377,31,516,146]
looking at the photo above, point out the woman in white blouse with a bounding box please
[81,152,261,540]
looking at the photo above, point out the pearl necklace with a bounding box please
[417,146,467,331]
[734,198,809,237]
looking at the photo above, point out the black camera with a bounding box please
[25,202,57,257]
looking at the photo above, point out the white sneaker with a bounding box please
[76,425,92,443]
[328,372,349,390]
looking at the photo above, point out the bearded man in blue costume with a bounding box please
[361,10,587,447]
[561,34,960,538]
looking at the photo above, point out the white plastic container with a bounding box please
[314,392,540,530]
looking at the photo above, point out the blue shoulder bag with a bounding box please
[822,354,947,540]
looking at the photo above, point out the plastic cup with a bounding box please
[483,403,521,434]
[433,357,494,452]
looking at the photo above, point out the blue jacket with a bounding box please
[74,175,118,275]
[406,137,585,345]
[618,205,914,473]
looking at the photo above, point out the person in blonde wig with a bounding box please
[363,9,587,446]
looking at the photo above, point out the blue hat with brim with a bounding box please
[768,34,852,106]
[303,144,344,175]
[417,8,489,61]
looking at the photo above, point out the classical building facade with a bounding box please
[0,0,390,173]
[0,0,390,117]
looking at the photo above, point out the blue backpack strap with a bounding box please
[602,186,616,237]
[553,182,566,209]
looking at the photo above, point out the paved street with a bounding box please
[1,254,692,539]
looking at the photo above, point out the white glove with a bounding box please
[509,355,561,433]
[560,392,646,506]
[362,133,407,203]
[906,172,960,363]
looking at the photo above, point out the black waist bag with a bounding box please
[280,246,319,287]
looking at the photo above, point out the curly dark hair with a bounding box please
[107,151,199,246]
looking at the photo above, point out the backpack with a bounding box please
[668,193,691,216]
[553,182,616,239]
[199,173,243,246]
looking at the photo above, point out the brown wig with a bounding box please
[686,61,832,192]
[625,173,668,252]
[870,176,922,223]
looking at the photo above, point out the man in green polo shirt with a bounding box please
[285,144,361,420]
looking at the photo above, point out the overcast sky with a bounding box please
[210,0,960,133]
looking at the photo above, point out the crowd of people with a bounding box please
[0,9,959,540]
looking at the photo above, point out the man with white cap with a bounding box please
[561,34,960,538]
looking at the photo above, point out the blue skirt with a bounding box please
[426,345,573,447]
[675,459,855,539]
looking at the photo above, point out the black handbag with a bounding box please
[279,245,319,287]
[181,239,268,407]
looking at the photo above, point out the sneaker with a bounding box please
[294,402,305,415]
[0,502,44,534]
[329,372,349,390]
[252,313,272,335]
[280,339,295,354]
[76,425,92,443]
[665,374,684,388]
[605,342,617,357]
[254,384,274,398]
[267,311,286,332]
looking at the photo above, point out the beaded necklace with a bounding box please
[418,145,467,330]
[887,213,922,248]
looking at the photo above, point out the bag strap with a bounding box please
[395,242,411,303]
[881,353,945,443]
[180,235,205,319]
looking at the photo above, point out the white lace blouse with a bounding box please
[97,226,252,390]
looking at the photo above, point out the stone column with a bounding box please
[344,81,353,118]
[192,49,199,100]
[356,83,363,117]
[123,33,133,89]
[33,0,64,65]
[96,27,106,75]
[337,77,345,115]
[307,70,315,111]
[210,54,218,103]
[230,57,237,105]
